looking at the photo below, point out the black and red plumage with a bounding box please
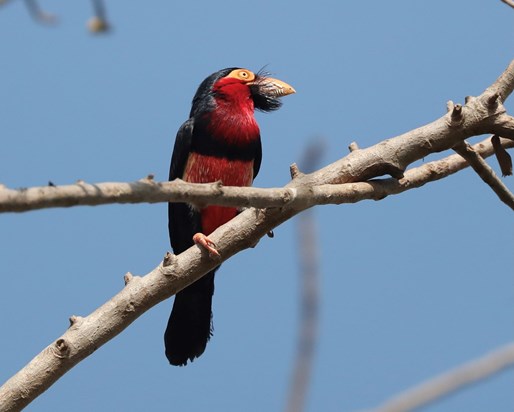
[165,68,295,366]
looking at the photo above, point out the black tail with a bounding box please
[164,271,215,366]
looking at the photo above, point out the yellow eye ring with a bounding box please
[227,69,255,82]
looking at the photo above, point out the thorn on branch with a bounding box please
[267,230,274,238]
[290,163,303,179]
[492,135,513,176]
[145,174,155,181]
[446,100,454,113]
[348,142,360,152]
[76,179,85,185]
[48,181,56,187]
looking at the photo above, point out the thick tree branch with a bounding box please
[0,139,512,214]
[367,342,514,412]
[1,60,514,213]
[2,61,512,216]
[1,60,514,411]
[453,141,514,210]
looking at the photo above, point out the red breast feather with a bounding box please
[184,77,260,234]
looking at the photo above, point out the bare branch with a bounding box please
[1,137,512,411]
[348,141,360,152]
[1,60,513,213]
[366,342,514,412]
[2,60,514,410]
[453,140,514,210]
[1,139,512,214]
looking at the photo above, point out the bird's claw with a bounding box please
[193,233,220,257]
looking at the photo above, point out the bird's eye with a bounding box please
[239,71,249,78]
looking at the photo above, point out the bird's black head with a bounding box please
[189,67,295,116]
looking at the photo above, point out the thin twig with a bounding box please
[453,140,514,210]
[366,342,514,412]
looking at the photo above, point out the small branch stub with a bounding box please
[162,252,175,268]
[290,163,302,179]
[140,174,155,182]
[451,104,463,121]
[348,142,360,152]
[124,272,134,285]
[68,315,82,327]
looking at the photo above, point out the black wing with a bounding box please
[169,118,194,181]
[168,118,201,254]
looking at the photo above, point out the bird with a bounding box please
[165,67,295,366]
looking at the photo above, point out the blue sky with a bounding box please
[0,1,513,411]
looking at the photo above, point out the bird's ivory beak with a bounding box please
[252,77,296,97]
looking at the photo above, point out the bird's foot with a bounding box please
[193,233,220,257]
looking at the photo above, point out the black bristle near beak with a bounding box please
[250,76,283,112]
[250,82,283,112]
